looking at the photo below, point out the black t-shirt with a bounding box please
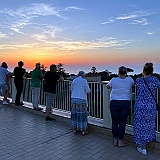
[13,67,26,82]
[43,71,60,94]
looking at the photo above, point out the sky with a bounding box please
[0,0,160,74]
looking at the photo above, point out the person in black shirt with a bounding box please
[13,61,26,105]
[44,64,64,122]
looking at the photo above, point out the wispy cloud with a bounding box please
[128,18,149,26]
[0,3,64,35]
[64,6,85,11]
[116,10,157,20]
[0,43,38,50]
[145,30,157,35]
[101,10,157,26]
[0,32,7,38]
[101,18,115,25]
[45,37,132,51]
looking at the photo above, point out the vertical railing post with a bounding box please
[102,82,112,129]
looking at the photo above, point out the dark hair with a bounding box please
[143,63,153,75]
[18,61,24,67]
[1,62,7,67]
[50,64,56,71]
[1,62,8,69]
[118,66,127,75]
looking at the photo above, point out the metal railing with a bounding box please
[10,77,160,132]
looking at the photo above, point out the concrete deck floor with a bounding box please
[0,104,160,160]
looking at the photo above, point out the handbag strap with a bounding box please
[143,78,157,103]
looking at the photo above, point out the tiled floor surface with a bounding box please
[0,104,160,160]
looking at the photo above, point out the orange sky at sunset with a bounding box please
[0,1,160,73]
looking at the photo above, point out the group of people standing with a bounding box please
[0,61,64,122]
[106,63,160,155]
[0,61,160,155]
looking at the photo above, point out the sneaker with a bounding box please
[45,116,56,122]
[137,146,147,155]
[2,101,9,105]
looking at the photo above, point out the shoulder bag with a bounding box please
[143,78,160,111]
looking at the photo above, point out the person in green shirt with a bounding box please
[31,63,43,111]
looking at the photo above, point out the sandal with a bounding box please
[74,130,77,134]
[113,140,118,147]
[82,131,88,136]
[118,142,128,147]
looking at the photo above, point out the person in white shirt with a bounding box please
[106,66,134,147]
[0,62,11,105]
[70,71,91,135]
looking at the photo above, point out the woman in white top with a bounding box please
[70,71,91,135]
[107,66,134,147]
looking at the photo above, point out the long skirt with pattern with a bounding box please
[133,76,159,147]
[70,98,88,131]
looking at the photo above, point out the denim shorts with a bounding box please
[45,92,56,108]
[0,83,8,92]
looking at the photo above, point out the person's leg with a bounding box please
[35,88,40,108]
[15,82,23,105]
[110,100,119,145]
[118,100,130,146]
[31,88,36,108]
[81,105,89,135]
[1,84,9,104]
[45,93,55,121]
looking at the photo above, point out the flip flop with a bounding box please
[118,142,128,147]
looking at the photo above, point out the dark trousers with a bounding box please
[14,81,23,104]
[110,100,131,140]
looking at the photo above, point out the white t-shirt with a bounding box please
[108,77,134,100]
[0,67,10,84]
[71,76,91,101]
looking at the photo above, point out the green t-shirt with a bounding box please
[30,69,43,88]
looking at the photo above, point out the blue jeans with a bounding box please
[110,100,131,140]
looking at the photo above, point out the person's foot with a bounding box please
[45,116,56,122]
[2,101,9,105]
[113,139,118,147]
[137,146,147,155]
[81,130,88,136]
[118,140,128,147]
[33,107,43,111]
[3,98,10,102]
[6,99,10,102]
[15,102,24,106]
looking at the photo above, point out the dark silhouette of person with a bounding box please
[13,61,26,105]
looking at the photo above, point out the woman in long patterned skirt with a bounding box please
[134,63,160,155]
[70,71,91,135]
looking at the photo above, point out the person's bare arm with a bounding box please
[106,83,111,89]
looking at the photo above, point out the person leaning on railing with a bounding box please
[0,62,11,105]
[134,63,160,155]
[106,66,134,147]
[13,61,26,106]
[43,64,64,122]
[70,71,91,135]
[30,63,43,111]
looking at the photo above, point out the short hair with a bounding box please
[118,66,127,75]
[1,62,8,69]
[50,64,57,71]
[35,63,40,69]
[18,61,24,67]
[78,71,86,77]
[143,63,153,75]
[1,62,7,67]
